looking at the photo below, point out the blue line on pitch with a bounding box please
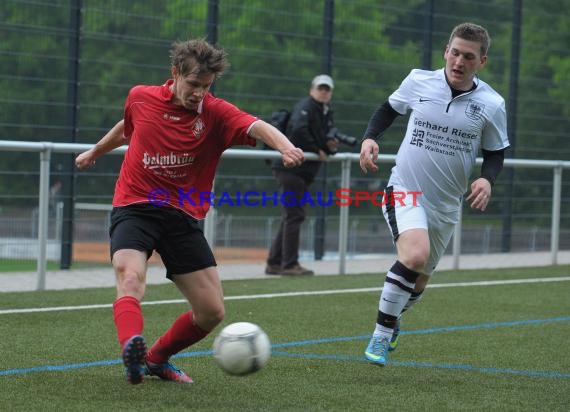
[269,352,570,379]
[0,359,122,376]
[268,315,570,348]
[1,316,569,378]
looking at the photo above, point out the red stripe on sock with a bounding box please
[147,310,209,364]
[113,296,144,347]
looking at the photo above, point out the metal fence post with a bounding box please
[338,157,351,274]
[37,143,52,290]
[550,165,562,264]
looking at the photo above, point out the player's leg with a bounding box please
[390,212,457,353]
[398,213,457,315]
[109,206,159,384]
[149,267,224,361]
[389,288,424,352]
[365,229,429,364]
[145,267,223,383]
[145,213,221,383]
[112,249,150,384]
[365,186,429,365]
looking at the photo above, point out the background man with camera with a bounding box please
[265,74,342,276]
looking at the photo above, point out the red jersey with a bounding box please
[112,79,257,219]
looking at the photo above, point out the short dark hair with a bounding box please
[449,22,491,56]
[169,39,229,78]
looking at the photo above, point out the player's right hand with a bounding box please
[75,150,97,170]
[281,147,305,168]
[359,138,379,173]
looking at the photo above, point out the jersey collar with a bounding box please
[161,79,175,101]
[440,68,479,94]
[161,79,206,114]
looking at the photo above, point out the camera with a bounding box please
[326,127,358,147]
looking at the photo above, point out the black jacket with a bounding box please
[272,96,334,183]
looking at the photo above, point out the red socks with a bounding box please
[113,298,208,363]
[113,296,144,347]
[146,310,209,364]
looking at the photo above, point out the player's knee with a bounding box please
[211,304,225,325]
[197,304,225,331]
[116,271,145,298]
[401,251,429,272]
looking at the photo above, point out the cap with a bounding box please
[311,74,334,89]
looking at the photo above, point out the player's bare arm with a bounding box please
[466,177,492,211]
[249,120,305,167]
[75,119,128,170]
[359,138,379,173]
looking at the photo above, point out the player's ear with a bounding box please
[171,65,179,78]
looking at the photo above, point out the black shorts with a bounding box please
[109,204,217,279]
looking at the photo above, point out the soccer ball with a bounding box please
[213,322,271,376]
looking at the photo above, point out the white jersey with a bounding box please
[388,68,509,218]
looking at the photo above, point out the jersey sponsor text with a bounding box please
[142,152,195,169]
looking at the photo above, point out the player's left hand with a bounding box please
[466,178,492,211]
[281,147,305,168]
[359,138,379,173]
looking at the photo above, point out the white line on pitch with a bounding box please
[1,276,569,315]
